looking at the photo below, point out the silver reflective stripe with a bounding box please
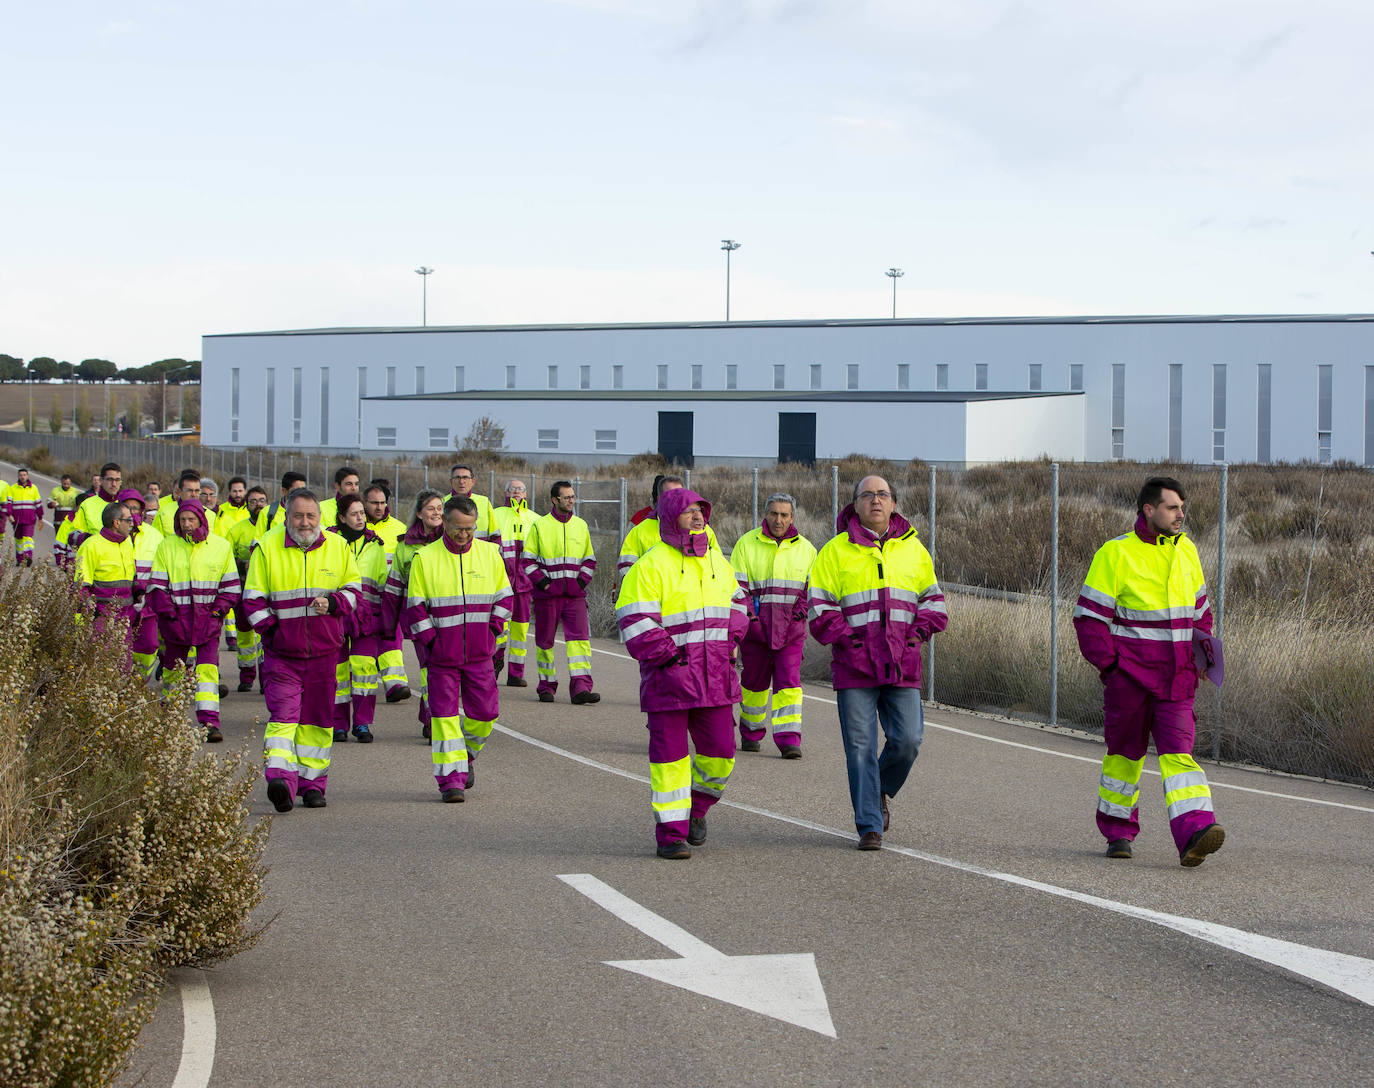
[838,589,879,609]
[1110,623,1191,642]
[1078,584,1116,609]
[298,765,327,781]
[845,608,881,626]
[1072,602,1111,623]
[652,785,691,805]
[1162,770,1209,793]
[264,754,295,771]
[620,618,659,640]
[1166,795,1214,819]
[616,600,660,621]
[433,737,466,753]
[296,743,331,761]
[674,628,730,644]
[1116,603,1194,622]
[810,587,839,604]
[1099,774,1139,798]
[1096,797,1135,819]
[274,606,313,619]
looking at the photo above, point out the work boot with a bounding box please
[507,675,528,687]
[301,790,327,809]
[218,683,229,698]
[571,690,600,705]
[740,739,762,753]
[1180,823,1225,867]
[441,788,465,803]
[656,841,691,860]
[352,724,374,744]
[386,685,412,703]
[857,831,883,850]
[1105,839,1133,859]
[236,681,254,693]
[779,744,802,760]
[538,691,555,703]
[687,817,707,846]
[267,780,293,813]
[333,729,348,743]
[205,726,223,743]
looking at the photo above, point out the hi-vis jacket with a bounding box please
[74,529,137,622]
[494,501,536,595]
[214,501,251,538]
[404,535,512,667]
[618,516,718,581]
[523,511,595,599]
[450,491,502,544]
[70,490,119,548]
[131,524,163,611]
[146,501,240,646]
[1073,514,1212,701]
[327,526,388,639]
[367,514,408,560]
[615,489,749,712]
[731,522,817,652]
[382,522,441,631]
[5,483,41,534]
[226,511,270,576]
[808,505,948,691]
[244,525,360,660]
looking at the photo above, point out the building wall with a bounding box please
[202,317,1374,465]
[965,395,1084,463]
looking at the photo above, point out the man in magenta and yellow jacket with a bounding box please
[244,489,360,813]
[809,475,947,851]
[616,487,749,859]
[405,495,512,802]
[1073,475,1225,868]
[523,480,599,705]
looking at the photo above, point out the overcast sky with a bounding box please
[4,0,1372,366]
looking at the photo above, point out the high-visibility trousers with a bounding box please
[1097,670,1216,857]
[427,659,499,793]
[646,705,736,848]
[532,594,593,697]
[378,623,410,694]
[502,590,532,680]
[738,637,805,750]
[161,635,222,728]
[263,653,338,800]
[334,633,380,730]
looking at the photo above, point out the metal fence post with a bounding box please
[423,463,429,489]
[684,468,691,491]
[619,478,627,544]
[489,468,495,498]
[751,467,759,526]
[831,464,839,529]
[1050,462,1060,726]
[573,476,581,515]
[1213,463,1228,760]
[927,464,937,705]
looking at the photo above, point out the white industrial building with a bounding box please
[200,314,1374,466]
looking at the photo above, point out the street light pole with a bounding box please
[721,240,741,321]
[415,266,434,326]
[886,267,904,319]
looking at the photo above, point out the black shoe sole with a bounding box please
[506,677,528,687]
[656,844,691,859]
[441,789,465,803]
[385,688,412,703]
[267,780,293,813]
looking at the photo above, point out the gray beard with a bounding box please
[287,526,321,549]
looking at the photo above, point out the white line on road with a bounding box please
[499,723,1374,1008]
[588,641,1374,814]
[171,968,216,1088]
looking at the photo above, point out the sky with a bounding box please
[4,0,1373,366]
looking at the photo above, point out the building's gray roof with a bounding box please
[207,313,1374,340]
[362,389,1080,403]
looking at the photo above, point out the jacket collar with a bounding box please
[1133,512,1183,546]
[837,503,912,547]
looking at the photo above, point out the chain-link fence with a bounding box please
[2,432,1369,787]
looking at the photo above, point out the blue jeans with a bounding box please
[836,686,924,835]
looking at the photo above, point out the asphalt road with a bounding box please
[6,462,1371,1086]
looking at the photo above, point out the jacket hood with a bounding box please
[657,488,712,555]
[175,499,210,543]
[837,502,912,545]
[404,520,443,546]
[115,487,145,511]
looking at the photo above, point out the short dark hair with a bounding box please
[335,493,365,524]
[450,464,473,477]
[246,485,268,500]
[61,473,71,482]
[365,480,391,502]
[551,479,574,499]
[651,474,684,504]
[101,502,125,528]
[178,469,201,487]
[281,470,307,490]
[227,475,247,489]
[1138,476,1185,514]
[444,495,478,519]
[334,465,360,486]
[100,462,121,477]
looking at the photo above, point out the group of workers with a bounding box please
[10,453,1224,866]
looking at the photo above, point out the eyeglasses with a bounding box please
[858,490,893,501]
[451,474,472,481]
[114,516,134,524]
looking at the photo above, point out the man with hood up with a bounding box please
[615,474,719,585]
[809,475,948,851]
[146,499,240,743]
[615,487,749,859]
[118,489,163,686]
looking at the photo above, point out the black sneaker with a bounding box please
[1180,823,1225,867]
[1105,838,1133,859]
[441,788,465,803]
[656,841,691,860]
[352,725,374,744]
[687,817,707,846]
[570,690,601,705]
[740,739,762,752]
[301,790,327,809]
[385,685,412,703]
[267,780,293,813]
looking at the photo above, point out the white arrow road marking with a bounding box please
[558,873,837,1038]
[502,725,1374,1008]
[171,968,216,1088]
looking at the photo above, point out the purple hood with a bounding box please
[657,488,712,557]
[174,499,211,543]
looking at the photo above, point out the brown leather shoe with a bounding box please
[857,831,883,850]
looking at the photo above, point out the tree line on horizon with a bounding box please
[0,354,201,384]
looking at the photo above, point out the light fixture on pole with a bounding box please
[720,240,741,321]
[885,267,904,319]
[415,266,435,326]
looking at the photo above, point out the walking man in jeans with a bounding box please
[809,475,947,850]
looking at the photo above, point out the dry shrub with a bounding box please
[0,565,269,1086]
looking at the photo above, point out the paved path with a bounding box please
[9,463,1370,1085]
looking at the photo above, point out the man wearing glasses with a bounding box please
[809,475,947,850]
[493,478,536,686]
[449,464,500,544]
[68,462,124,550]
